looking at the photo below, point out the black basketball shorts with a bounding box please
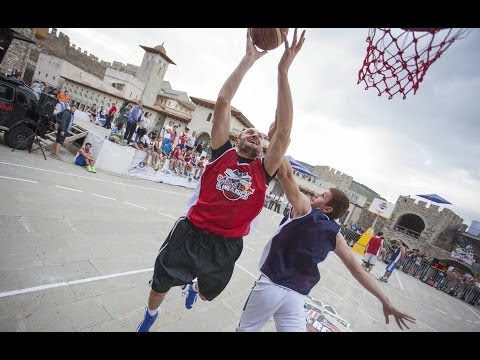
[151,217,243,301]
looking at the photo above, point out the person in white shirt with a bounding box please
[186,130,197,151]
[136,112,152,142]
[31,80,42,98]
[162,122,173,146]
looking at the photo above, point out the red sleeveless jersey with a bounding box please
[186,148,267,238]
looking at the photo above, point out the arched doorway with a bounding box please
[394,213,425,240]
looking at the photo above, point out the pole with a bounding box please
[371,214,380,231]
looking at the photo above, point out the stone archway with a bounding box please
[394,213,425,239]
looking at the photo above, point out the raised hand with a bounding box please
[383,303,416,330]
[278,28,306,74]
[246,29,268,63]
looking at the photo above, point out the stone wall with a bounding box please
[382,195,464,251]
[356,207,388,232]
[1,28,36,80]
[111,61,138,76]
[28,28,109,80]
[313,165,353,189]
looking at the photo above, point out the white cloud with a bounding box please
[56,28,480,226]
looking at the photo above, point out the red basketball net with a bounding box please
[357,28,470,99]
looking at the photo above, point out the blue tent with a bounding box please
[416,194,452,205]
[285,155,303,167]
[286,155,316,177]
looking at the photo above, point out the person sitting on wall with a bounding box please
[109,122,125,144]
[74,142,96,173]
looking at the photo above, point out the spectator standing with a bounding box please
[135,111,151,142]
[379,240,406,283]
[104,102,117,129]
[87,103,98,122]
[57,90,70,108]
[97,106,107,126]
[178,127,189,149]
[124,101,144,144]
[31,80,42,98]
[170,125,178,145]
[50,106,76,160]
[186,130,197,151]
[195,141,204,157]
[362,231,384,273]
[116,103,131,127]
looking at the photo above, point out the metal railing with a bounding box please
[379,247,480,307]
[393,225,421,239]
[341,227,361,247]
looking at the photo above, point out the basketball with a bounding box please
[249,28,289,51]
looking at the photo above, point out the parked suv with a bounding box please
[0,74,55,149]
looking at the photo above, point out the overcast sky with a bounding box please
[56,28,480,227]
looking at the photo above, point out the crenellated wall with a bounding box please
[382,195,464,253]
[28,28,109,80]
[313,165,353,189]
[111,61,139,76]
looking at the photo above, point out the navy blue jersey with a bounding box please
[259,208,340,295]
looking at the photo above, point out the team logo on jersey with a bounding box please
[216,168,254,200]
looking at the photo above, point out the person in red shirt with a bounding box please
[137,28,306,332]
[178,127,188,149]
[362,231,384,273]
[104,102,117,129]
[168,144,182,173]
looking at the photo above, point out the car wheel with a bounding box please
[5,125,34,150]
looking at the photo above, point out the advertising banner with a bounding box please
[368,198,395,219]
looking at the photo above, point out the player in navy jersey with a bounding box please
[236,123,416,332]
[137,29,306,332]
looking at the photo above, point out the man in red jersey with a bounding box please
[362,231,384,273]
[137,28,306,332]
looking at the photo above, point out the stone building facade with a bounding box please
[313,165,353,189]
[34,53,115,92]
[188,96,254,151]
[0,28,36,80]
[110,61,138,77]
[136,45,174,107]
[356,208,388,234]
[380,195,466,258]
[61,77,124,112]
[27,28,109,82]
[103,67,144,101]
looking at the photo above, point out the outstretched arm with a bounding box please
[277,158,311,217]
[210,30,267,149]
[263,28,306,176]
[334,235,416,330]
[267,112,278,141]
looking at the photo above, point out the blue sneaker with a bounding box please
[137,307,158,332]
[183,282,198,309]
